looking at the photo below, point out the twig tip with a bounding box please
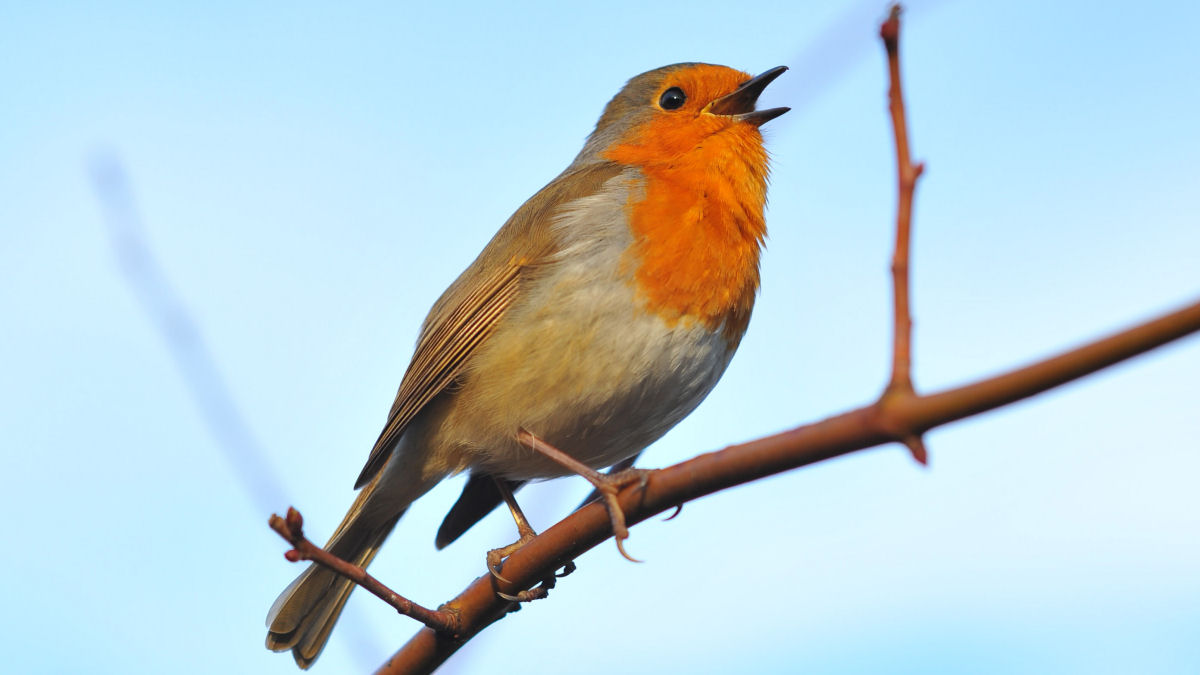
[286,506,303,530]
[880,4,903,42]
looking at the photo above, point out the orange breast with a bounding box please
[604,122,770,346]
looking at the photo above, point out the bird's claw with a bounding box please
[555,561,577,578]
[497,565,564,604]
[498,584,550,603]
[489,533,577,603]
[486,531,537,585]
[594,468,652,563]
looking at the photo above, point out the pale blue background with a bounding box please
[2,2,1198,673]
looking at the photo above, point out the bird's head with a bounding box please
[575,63,789,168]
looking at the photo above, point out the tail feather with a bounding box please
[436,473,522,550]
[267,445,446,668]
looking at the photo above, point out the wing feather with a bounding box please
[354,264,521,488]
[351,161,625,490]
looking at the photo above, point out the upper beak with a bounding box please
[706,65,790,125]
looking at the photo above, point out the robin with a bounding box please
[267,62,788,668]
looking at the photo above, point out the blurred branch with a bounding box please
[779,0,949,117]
[89,154,286,514]
[91,154,390,672]
[261,5,1200,673]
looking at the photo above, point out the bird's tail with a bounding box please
[265,477,405,669]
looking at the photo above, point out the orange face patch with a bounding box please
[602,65,772,346]
[605,65,755,164]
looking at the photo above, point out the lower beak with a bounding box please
[706,65,790,125]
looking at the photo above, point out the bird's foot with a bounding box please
[488,533,577,603]
[486,531,536,585]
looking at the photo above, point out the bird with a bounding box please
[266,62,788,668]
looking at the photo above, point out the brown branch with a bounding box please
[880,5,927,465]
[269,507,461,635]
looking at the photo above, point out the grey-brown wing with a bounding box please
[352,161,625,490]
[353,263,521,488]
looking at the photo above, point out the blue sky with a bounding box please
[2,2,1198,673]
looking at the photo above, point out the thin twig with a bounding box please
[880,5,928,465]
[881,5,926,401]
[269,508,462,635]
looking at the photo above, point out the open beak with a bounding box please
[706,65,790,125]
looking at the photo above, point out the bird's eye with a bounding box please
[658,87,686,111]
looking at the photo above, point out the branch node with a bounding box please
[902,435,929,466]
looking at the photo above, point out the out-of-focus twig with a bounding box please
[779,0,949,116]
[89,153,286,515]
[91,154,391,671]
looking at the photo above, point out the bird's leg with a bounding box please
[486,478,538,583]
[486,478,575,602]
[517,428,650,563]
